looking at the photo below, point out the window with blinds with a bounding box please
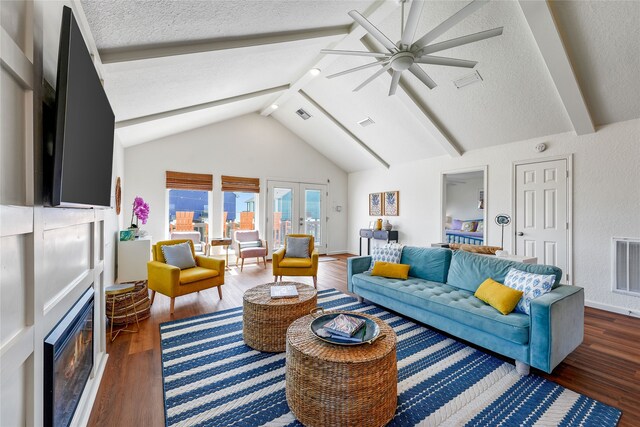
[613,238,640,296]
[166,171,213,191]
[221,175,260,193]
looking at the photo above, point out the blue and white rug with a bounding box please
[160,289,621,427]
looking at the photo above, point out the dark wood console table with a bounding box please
[359,229,399,256]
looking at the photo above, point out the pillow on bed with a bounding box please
[461,221,478,232]
[476,221,484,233]
[450,219,463,230]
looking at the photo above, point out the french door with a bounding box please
[267,180,327,255]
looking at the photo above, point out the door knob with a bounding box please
[517,232,524,236]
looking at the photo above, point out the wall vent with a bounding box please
[453,70,483,89]
[296,108,311,120]
[612,238,640,297]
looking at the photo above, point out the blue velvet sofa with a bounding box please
[347,247,584,374]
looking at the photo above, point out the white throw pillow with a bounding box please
[161,242,196,270]
[369,243,404,271]
[504,268,555,314]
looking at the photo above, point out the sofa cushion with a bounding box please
[371,262,410,280]
[400,246,452,283]
[279,257,312,268]
[447,250,563,293]
[179,266,219,285]
[162,242,196,270]
[504,268,556,314]
[475,278,523,315]
[352,273,530,344]
[369,243,403,270]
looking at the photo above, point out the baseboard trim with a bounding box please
[585,299,640,318]
[74,351,108,426]
[327,250,350,256]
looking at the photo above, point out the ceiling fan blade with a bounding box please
[409,63,437,89]
[348,10,398,52]
[321,49,391,58]
[389,71,402,96]
[414,55,477,68]
[412,0,489,49]
[354,62,393,92]
[400,0,425,47]
[327,60,390,79]
[418,27,503,55]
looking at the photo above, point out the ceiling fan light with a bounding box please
[270,104,279,110]
[309,68,321,76]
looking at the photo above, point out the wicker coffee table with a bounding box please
[243,282,317,352]
[285,312,397,427]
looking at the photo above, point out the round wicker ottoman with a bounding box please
[243,282,317,352]
[285,312,397,427]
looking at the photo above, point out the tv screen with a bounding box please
[48,6,114,208]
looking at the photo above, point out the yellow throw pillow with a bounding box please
[475,278,523,315]
[371,261,411,280]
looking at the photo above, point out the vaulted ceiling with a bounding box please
[80,0,640,172]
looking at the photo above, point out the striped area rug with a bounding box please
[160,289,621,427]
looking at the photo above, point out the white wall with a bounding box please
[1,1,122,425]
[348,118,640,314]
[445,177,484,222]
[123,113,348,255]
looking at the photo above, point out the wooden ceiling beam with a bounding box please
[518,0,594,135]
[100,26,350,64]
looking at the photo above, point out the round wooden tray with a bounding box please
[242,282,317,352]
[286,312,397,427]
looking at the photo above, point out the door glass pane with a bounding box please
[304,189,321,246]
[272,187,293,249]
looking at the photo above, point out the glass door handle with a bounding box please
[517,232,524,236]
[299,218,304,227]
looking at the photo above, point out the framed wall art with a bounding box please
[369,193,383,216]
[383,191,399,216]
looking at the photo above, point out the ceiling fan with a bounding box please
[320,0,503,95]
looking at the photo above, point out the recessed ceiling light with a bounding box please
[270,104,279,110]
[309,68,321,76]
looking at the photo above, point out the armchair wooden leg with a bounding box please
[263,257,267,268]
[150,290,156,305]
[274,275,278,282]
[241,258,245,272]
[217,286,223,299]
[313,276,317,288]
[170,297,175,315]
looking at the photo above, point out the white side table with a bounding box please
[117,237,152,282]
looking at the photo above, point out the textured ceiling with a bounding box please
[78,0,640,171]
[81,0,371,49]
[549,0,640,126]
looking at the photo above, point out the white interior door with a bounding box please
[267,181,327,254]
[515,158,570,282]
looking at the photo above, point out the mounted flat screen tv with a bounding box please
[45,6,114,208]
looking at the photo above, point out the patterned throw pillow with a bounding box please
[504,268,556,314]
[369,243,404,270]
[161,242,196,270]
[461,221,478,232]
[476,221,484,233]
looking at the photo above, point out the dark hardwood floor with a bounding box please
[88,255,640,426]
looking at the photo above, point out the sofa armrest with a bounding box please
[196,255,225,274]
[272,248,285,268]
[529,285,584,373]
[347,256,372,293]
[147,261,180,296]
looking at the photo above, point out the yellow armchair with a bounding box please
[272,234,319,288]
[148,239,225,314]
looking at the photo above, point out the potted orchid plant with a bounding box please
[130,196,150,235]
